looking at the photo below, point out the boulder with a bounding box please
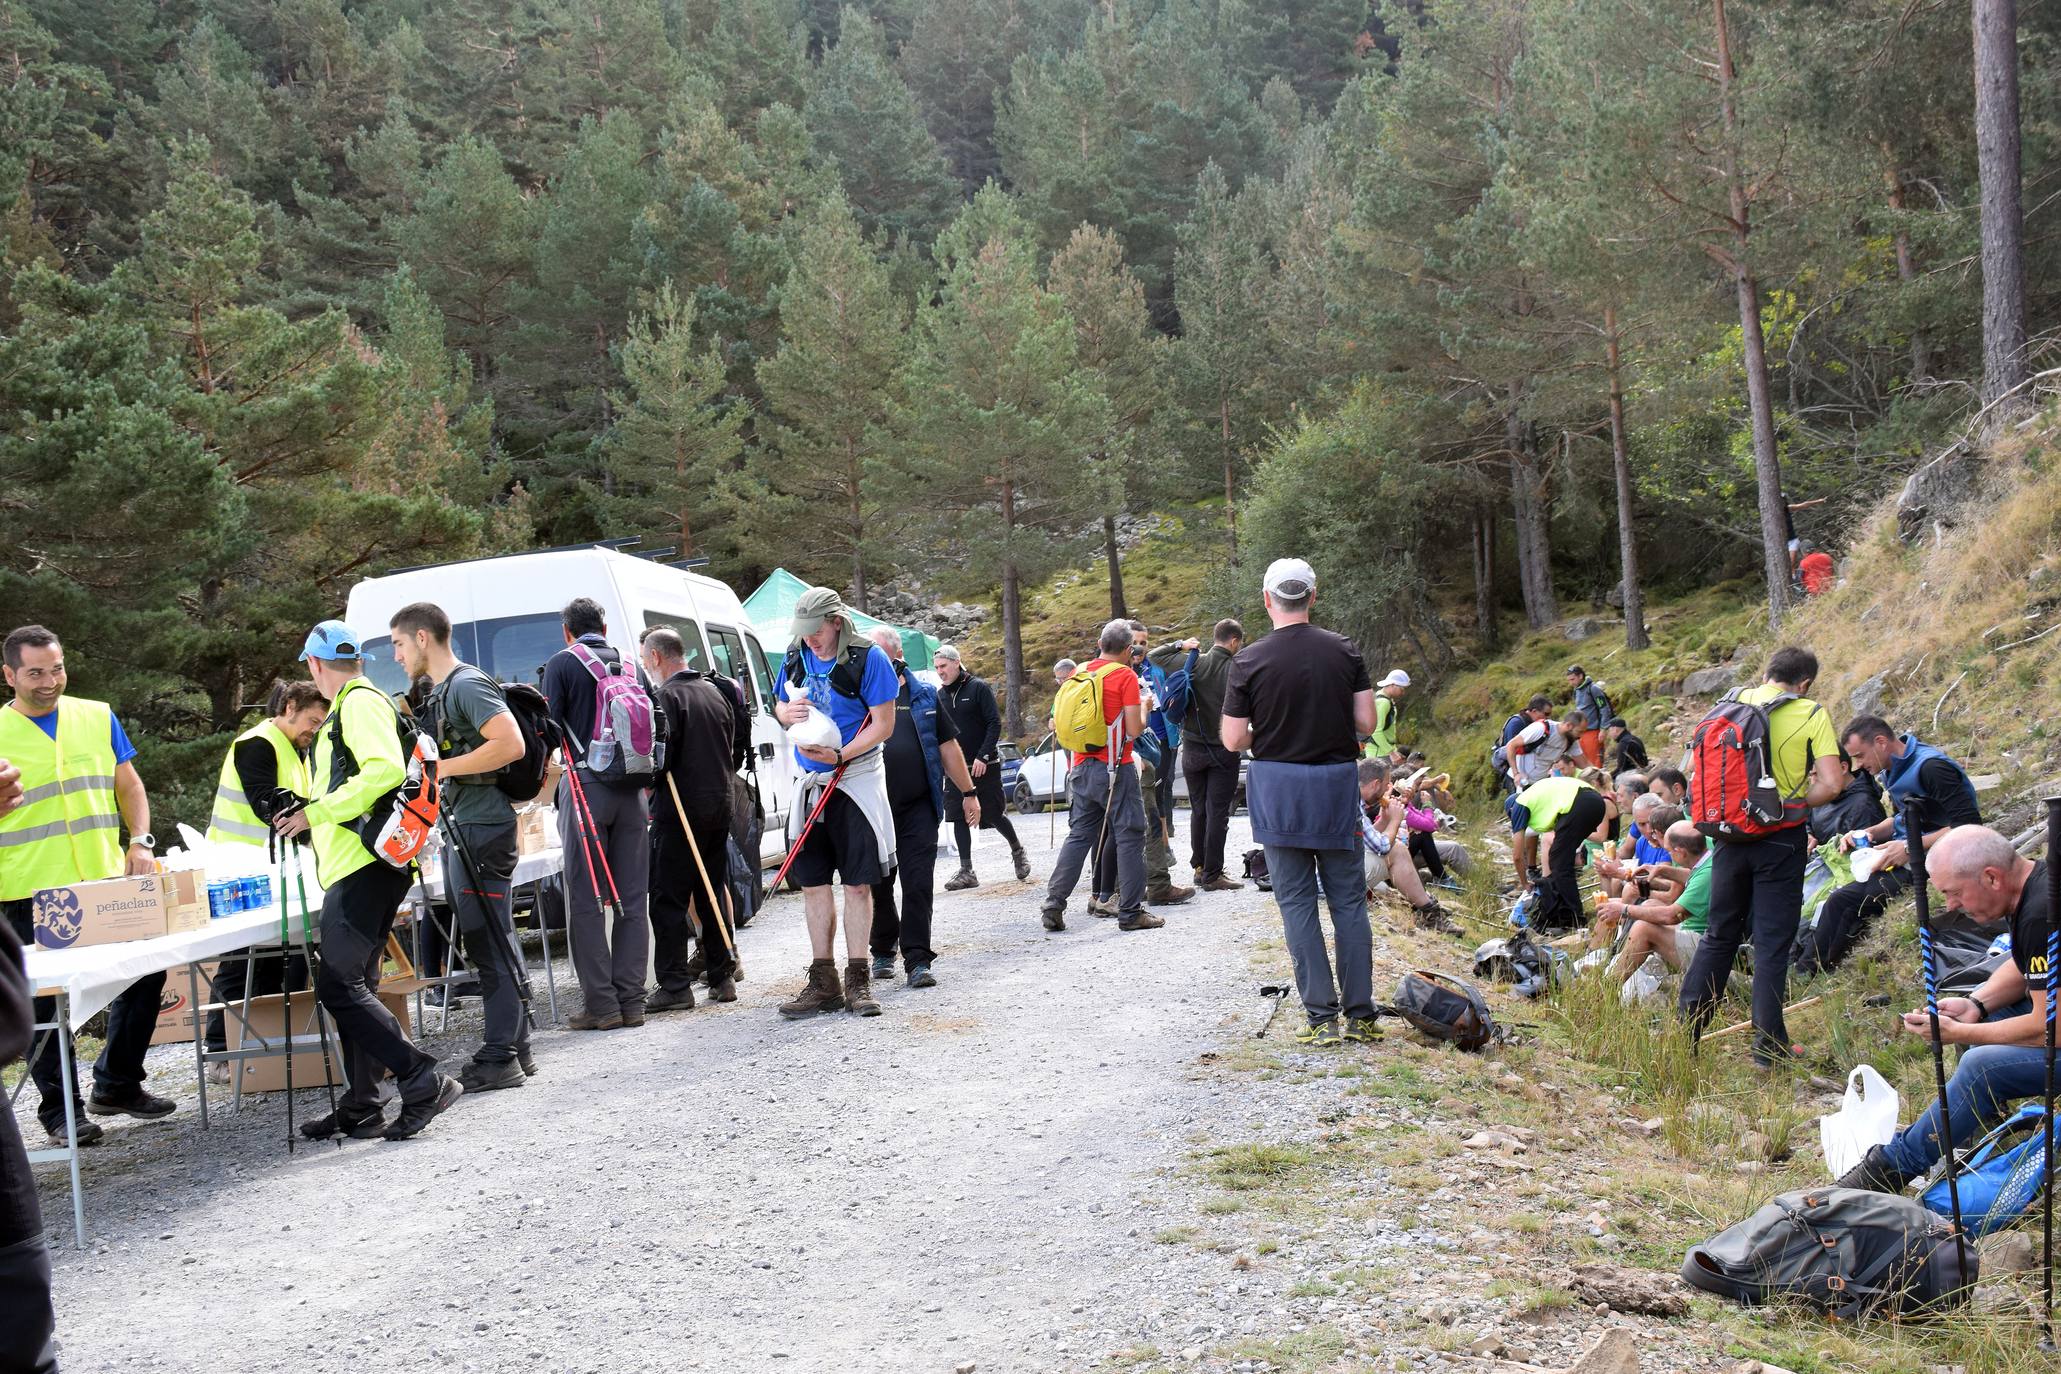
[1564,617,1603,641]
[1606,580,1626,608]
[1682,664,1740,697]
[1849,671,1890,719]
[1567,1328,1640,1374]
[1897,446,1979,541]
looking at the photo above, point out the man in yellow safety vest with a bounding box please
[0,624,176,1146]
[200,678,329,1072]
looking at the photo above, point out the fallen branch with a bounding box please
[1932,670,1967,734]
[1704,995,1823,1041]
[1990,621,2061,656]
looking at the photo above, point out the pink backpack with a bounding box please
[569,642,662,783]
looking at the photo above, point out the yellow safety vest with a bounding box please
[207,719,309,847]
[0,697,124,902]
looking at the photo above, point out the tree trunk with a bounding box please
[1220,390,1238,558]
[1882,160,1932,383]
[847,442,867,613]
[1505,387,1559,629]
[1973,0,2028,413]
[1000,480,1024,738]
[1603,307,1649,650]
[1713,0,1792,626]
[1103,513,1127,619]
[1471,507,1498,649]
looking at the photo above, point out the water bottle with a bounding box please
[1851,832,1872,849]
[589,723,618,773]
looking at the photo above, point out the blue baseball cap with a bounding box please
[298,619,363,663]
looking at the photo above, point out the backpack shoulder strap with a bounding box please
[569,640,613,682]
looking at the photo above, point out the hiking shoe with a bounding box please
[684,949,707,983]
[1412,902,1462,935]
[299,1103,384,1141]
[907,963,937,989]
[1012,847,1033,881]
[382,1074,463,1140]
[567,1010,624,1031]
[1041,906,1066,932]
[1118,911,1165,931]
[1296,1020,1343,1048]
[516,1044,538,1076]
[620,1002,646,1027]
[87,1086,175,1120]
[1086,897,1117,918]
[1200,875,1245,892]
[1147,884,1195,906]
[1834,1144,1914,1195]
[43,1115,104,1147]
[778,960,847,1018]
[844,960,882,1017]
[944,869,979,892]
[709,977,738,1003]
[1342,1016,1384,1044]
[458,1058,527,1093]
[870,953,896,981]
[647,985,697,1013]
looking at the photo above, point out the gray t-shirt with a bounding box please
[432,665,518,827]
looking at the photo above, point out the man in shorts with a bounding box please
[1597,821,1712,985]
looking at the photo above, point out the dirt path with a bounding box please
[38,817,1322,1373]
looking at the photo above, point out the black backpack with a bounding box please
[782,642,874,699]
[1386,971,1497,1050]
[1682,1188,1976,1319]
[494,682,555,802]
[1242,847,1271,892]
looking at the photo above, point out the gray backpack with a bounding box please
[1682,1187,1976,1319]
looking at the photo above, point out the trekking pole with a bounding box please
[279,821,341,1144]
[763,762,847,904]
[1908,799,1968,1283]
[2042,796,2060,1350]
[560,754,629,927]
[666,773,741,963]
[438,810,539,1032]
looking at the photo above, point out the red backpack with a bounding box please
[1688,690,1815,840]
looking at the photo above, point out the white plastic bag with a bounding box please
[782,681,843,753]
[1818,1065,1901,1179]
[1619,954,1665,1006]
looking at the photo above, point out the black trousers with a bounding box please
[445,819,530,1064]
[1408,828,1447,882]
[651,812,737,990]
[1679,824,1809,1063]
[0,1103,54,1373]
[1182,738,1240,881]
[872,795,940,967]
[205,949,309,1053]
[1807,867,1910,974]
[3,899,165,1130]
[1534,790,1607,931]
[314,862,436,1111]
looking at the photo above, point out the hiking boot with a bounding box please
[778,960,847,1018]
[620,1001,646,1027]
[1200,875,1245,893]
[907,963,937,988]
[1012,847,1033,881]
[709,977,738,1003]
[1296,1020,1343,1048]
[647,985,697,1013]
[299,1102,384,1141]
[844,960,882,1017]
[517,1044,538,1077]
[1041,906,1066,932]
[567,1009,624,1031]
[1834,1144,1914,1195]
[684,949,707,982]
[87,1086,175,1120]
[1412,902,1462,935]
[1086,897,1117,918]
[43,1114,104,1147]
[1118,911,1165,931]
[1147,884,1195,906]
[870,953,897,981]
[458,1057,527,1093]
[382,1074,463,1140]
[1342,1016,1384,1043]
[944,869,979,892]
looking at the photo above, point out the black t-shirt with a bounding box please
[1614,731,1649,774]
[2011,860,2053,987]
[1907,756,1984,834]
[1221,622,1371,765]
[883,670,957,809]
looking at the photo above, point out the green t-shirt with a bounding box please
[431,665,518,827]
[1736,682,1839,798]
[1517,775,1595,834]
[1676,857,1713,935]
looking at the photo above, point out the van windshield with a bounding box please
[358,613,569,695]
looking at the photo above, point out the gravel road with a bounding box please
[37,815,1311,1374]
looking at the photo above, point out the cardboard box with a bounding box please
[31,869,210,950]
[150,961,221,1046]
[229,988,414,1094]
[516,805,555,857]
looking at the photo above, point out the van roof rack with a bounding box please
[386,537,707,576]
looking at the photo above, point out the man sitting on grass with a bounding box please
[1358,759,1459,933]
[1596,822,1712,985]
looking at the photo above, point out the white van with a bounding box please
[342,544,799,858]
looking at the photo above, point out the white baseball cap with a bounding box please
[1379,669,1412,689]
[1262,557,1316,598]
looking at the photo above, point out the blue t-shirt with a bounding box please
[1633,833,1670,867]
[29,705,138,765]
[793,644,898,774]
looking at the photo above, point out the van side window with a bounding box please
[742,631,777,708]
[705,625,758,712]
[640,612,709,672]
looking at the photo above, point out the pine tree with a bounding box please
[894,0,1037,189]
[594,280,750,562]
[1173,162,1269,557]
[804,5,960,245]
[689,0,810,126]
[390,135,537,386]
[755,191,910,608]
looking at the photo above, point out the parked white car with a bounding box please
[1010,732,1246,813]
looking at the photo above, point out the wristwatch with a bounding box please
[1968,992,1989,1022]
[129,833,156,850]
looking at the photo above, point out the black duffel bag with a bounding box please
[1387,970,1497,1051]
[1682,1187,1976,1319]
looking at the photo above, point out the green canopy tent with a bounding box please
[743,567,940,671]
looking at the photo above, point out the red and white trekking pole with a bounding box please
[764,762,847,902]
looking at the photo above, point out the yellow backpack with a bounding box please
[1052,662,1124,754]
